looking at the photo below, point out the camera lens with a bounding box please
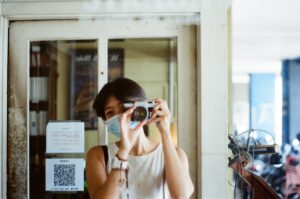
[132,107,148,121]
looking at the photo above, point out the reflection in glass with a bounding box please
[108,38,178,144]
[29,38,178,198]
[29,40,97,199]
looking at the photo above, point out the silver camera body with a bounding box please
[123,101,155,121]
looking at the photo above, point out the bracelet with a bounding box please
[116,152,128,161]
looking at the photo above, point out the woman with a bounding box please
[86,78,194,199]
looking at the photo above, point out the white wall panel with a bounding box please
[200,0,229,198]
[2,1,200,20]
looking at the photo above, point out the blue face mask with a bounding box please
[105,114,140,138]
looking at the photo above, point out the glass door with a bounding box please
[8,18,197,199]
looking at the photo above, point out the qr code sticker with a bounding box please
[54,164,76,186]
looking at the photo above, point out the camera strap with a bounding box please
[125,167,130,199]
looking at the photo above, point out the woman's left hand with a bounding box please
[147,98,171,135]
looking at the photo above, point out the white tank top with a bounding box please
[107,143,168,199]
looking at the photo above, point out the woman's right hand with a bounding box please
[117,107,146,160]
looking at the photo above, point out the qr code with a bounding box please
[54,164,76,186]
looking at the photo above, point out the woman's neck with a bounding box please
[116,130,158,156]
[130,133,153,156]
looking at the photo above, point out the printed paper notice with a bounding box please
[46,121,84,153]
[46,158,84,192]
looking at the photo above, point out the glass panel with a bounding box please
[107,38,178,144]
[29,38,178,198]
[29,40,98,199]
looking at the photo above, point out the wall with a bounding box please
[200,0,229,198]
[250,74,276,134]
[289,61,300,141]
[233,81,250,132]
[1,0,200,16]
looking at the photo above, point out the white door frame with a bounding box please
[0,16,9,199]
[0,0,230,198]
[8,18,198,199]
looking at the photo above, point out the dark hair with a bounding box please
[93,78,147,119]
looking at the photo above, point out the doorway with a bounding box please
[8,18,197,198]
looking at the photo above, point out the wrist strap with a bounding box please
[125,167,129,199]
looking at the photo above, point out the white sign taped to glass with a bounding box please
[46,121,84,153]
[46,158,84,191]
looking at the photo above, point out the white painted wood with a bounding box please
[9,18,198,199]
[227,7,234,199]
[10,20,190,41]
[0,16,9,199]
[9,20,30,198]
[2,1,200,20]
[177,25,197,199]
[26,40,31,199]
[0,16,2,199]
[196,24,201,199]
[169,40,175,121]
[200,0,229,198]
[98,37,108,145]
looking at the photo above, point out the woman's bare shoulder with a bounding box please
[86,145,108,198]
[86,145,105,162]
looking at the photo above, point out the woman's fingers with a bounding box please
[124,106,135,116]
[120,106,135,123]
[148,110,164,124]
[153,98,164,102]
[147,117,162,125]
[132,120,147,131]
[153,98,169,112]
[149,110,163,119]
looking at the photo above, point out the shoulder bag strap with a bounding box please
[101,145,109,175]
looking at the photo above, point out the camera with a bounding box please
[123,101,155,121]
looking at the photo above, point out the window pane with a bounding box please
[29,40,97,199]
[108,38,178,144]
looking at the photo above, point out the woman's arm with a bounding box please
[161,132,194,199]
[86,146,122,199]
[148,98,194,199]
[86,107,146,199]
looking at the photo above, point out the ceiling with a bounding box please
[232,0,300,73]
